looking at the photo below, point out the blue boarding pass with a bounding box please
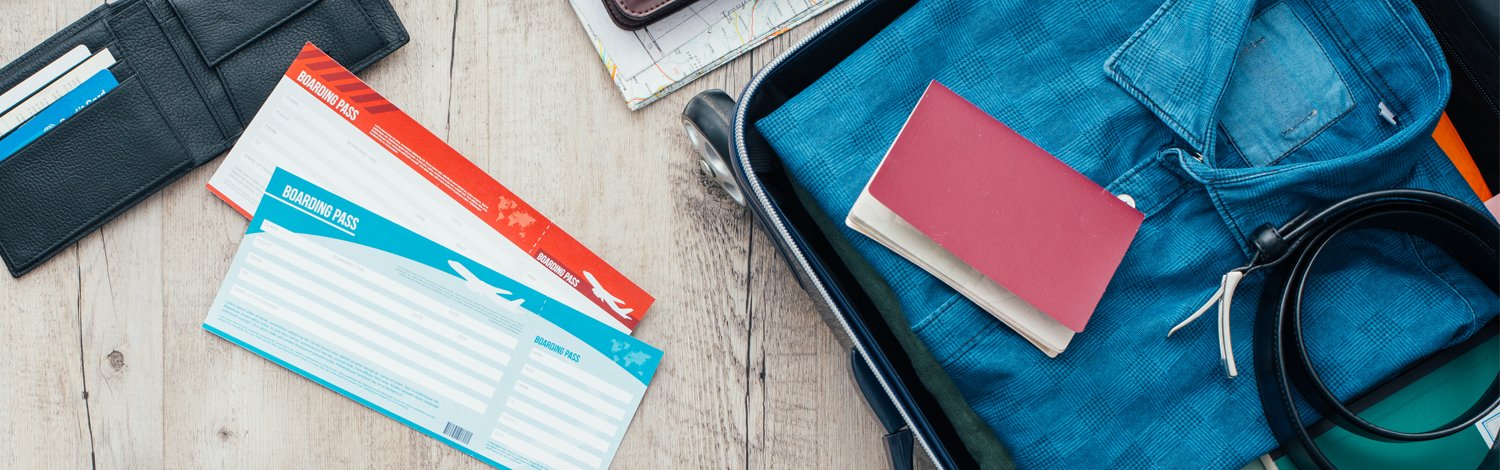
[203,169,662,470]
[0,69,117,161]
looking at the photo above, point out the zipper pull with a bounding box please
[1168,267,1248,378]
[1167,276,1225,337]
[1216,270,1245,377]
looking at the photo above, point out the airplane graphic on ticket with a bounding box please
[204,169,661,470]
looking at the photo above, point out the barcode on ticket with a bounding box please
[442,422,473,444]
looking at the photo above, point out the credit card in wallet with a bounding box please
[0,47,115,139]
[0,45,90,116]
[0,69,117,161]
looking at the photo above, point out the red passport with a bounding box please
[865,81,1142,332]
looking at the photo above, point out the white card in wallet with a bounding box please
[0,44,89,116]
[0,47,114,138]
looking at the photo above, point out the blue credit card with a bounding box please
[0,69,118,161]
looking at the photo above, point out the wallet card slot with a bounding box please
[0,76,192,276]
[166,0,324,68]
[141,0,244,145]
[105,58,135,82]
[207,0,386,124]
[210,0,387,123]
[107,0,228,165]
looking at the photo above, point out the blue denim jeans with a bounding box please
[756,0,1499,467]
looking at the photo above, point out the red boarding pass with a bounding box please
[208,43,652,331]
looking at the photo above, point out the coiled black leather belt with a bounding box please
[1232,189,1500,469]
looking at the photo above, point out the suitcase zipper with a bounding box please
[731,3,947,469]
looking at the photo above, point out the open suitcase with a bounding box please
[678,0,1500,468]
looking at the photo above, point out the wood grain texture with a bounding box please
[739,15,903,470]
[0,2,120,469]
[0,0,908,468]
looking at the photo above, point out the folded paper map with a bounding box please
[569,0,846,110]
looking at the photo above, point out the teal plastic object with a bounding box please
[1243,334,1497,469]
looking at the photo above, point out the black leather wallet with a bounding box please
[0,0,407,277]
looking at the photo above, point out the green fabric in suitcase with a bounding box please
[1243,334,1497,469]
[788,173,1016,469]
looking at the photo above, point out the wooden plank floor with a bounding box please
[0,0,929,468]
